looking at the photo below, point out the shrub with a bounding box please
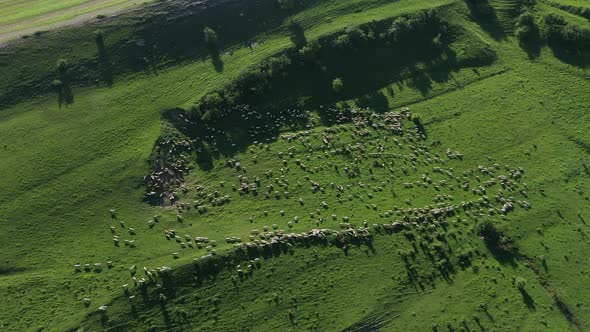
[345,26,367,45]
[332,78,344,93]
[334,33,351,48]
[388,10,439,42]
[539,14,590,49]
[278,0,296,10]
[262,54,291,76]
[477,220,515,251]
[514,276,527,290]
[514,12,538,43]
[298,40,320,60]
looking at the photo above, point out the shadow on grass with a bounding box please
[519,288,536,309]
[518,30,543,60]
[549,46,590,68]
[464,0,506,41]
[211,51,224,72]
[289,20,307,48]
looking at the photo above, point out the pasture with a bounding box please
[0,0,152,42]
[0,0,589,330]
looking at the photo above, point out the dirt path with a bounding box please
[0,0,152,45]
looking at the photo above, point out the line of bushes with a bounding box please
[538,13,590,50]
[514,10,590,52]
[545,0,590,20]
[190,9,490,126]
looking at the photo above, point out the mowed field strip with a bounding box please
[0,0,152,43]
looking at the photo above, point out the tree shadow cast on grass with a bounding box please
[519,288,536,310]
[464,0,506,41]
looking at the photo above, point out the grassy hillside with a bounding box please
[0,0,589,331]
[0,0,154,41]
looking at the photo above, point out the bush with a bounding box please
[262,54,291,76]
[514,12,538,42]
[388,10,439,42]
[514,276,527,290]
[477,220,515,251]
[298,40,320,60]
[277,0,296,10]
[346,27,367,45]
[332,78,344,93]
[334,33,351,48]
[539,14,590,49]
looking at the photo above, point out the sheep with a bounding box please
[128,228,136,235]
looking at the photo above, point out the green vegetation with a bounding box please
[543,0,590,19]
[0,0,154,39]
[0,0,589,331]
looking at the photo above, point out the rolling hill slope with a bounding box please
[0,0,589,331]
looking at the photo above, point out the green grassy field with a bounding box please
[547,0,590,9]
[0,0,152,40]
[0,0,589,330]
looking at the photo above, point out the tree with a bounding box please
[288,20,307,47]
[514,12,538,43]
[477,219,515,252]
[298,40,320,61]
[94,29,113,85]
[54,59,74,106]
[345,27,367,45]
[332,78,344,93]
[334,33,351,48]
[56,59,69,77]
[278,0,296,10]
[203,27,219,47]
[514,277,527,290]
